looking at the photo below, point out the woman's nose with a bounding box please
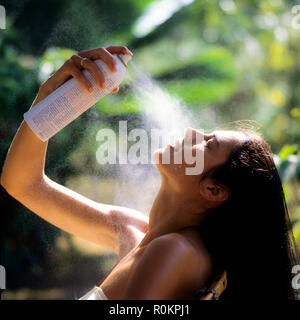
[183,127,207,145]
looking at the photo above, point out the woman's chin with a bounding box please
[152,145,174,166]
[152,148,163,164]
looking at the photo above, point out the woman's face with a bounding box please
[154,128,247,191]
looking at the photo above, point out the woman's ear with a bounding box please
[199,178,230,203]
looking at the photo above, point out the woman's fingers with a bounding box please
[66,58,93,93]
[71,54,105,90]
[36,46,128,99]
[68,55,120,93]
[48,46,131,94]
[110,87,119,93]
[78,47,118,73]
[85,59,106,89]
[78,46,133,71]
[106,45,133,57]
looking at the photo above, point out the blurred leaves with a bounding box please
[277,144,300,182]
[38,47,76,82]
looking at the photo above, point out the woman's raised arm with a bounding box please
[0,46,148,258]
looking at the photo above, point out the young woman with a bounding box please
[1,45,298,300]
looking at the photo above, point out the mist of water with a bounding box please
[112,62,198,215]
[130,62,196,136]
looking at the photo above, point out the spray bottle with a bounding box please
[24,54,132,141]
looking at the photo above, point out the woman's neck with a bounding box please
[140,180,207,246]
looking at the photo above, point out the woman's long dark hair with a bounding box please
[197,130,299,300]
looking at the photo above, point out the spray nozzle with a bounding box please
[117,54,132,68]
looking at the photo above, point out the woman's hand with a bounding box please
[34,45,133,106]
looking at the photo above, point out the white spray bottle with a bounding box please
[24,54,132,141]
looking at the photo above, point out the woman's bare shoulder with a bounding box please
[149,232,211,269]
[122,232,211,299]
[161,231,213,274]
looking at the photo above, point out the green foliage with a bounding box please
[0,0,161,54]
[0,44,38,123]
[277,144,300,182]
[279,145,300,162]
[38,47,76,82]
